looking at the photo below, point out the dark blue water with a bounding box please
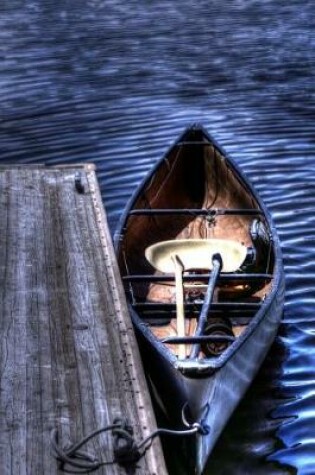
[1,1,314,473]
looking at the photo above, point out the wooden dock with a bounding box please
[0,165,167,474]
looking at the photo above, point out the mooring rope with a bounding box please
[51,409,208,473]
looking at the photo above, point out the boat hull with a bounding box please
[194,268,284,473]
[130,261,284,473]
[115,125,285,473]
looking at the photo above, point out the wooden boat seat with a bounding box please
[145,238,247,274]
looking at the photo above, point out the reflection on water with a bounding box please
[0,1,314,473]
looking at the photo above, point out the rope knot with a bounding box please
[112,418,141,465]
[192,422,210,435]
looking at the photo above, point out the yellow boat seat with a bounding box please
[145,238,247,274]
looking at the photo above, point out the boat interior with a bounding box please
[118,132,275,359]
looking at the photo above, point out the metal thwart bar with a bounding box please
[129,208,263,217]
[132,302,261,311]
[162,335,236,344]
[123,273,272,283]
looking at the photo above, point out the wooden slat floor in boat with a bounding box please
[0,165,166,475]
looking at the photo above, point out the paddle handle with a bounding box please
[190,254,222,359]
[172,255,186,359]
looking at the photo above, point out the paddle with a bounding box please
[145,239,247,359]
[189,253,222,359]
[171,255,186,359]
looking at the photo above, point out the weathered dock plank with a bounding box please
[0,165,167,474]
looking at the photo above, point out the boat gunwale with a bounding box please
[114,124,284,374]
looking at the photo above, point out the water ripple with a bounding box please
[0,1,315,473]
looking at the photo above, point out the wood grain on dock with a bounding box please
[0,165,167,474]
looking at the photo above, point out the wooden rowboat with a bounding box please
[115,125,284,474]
